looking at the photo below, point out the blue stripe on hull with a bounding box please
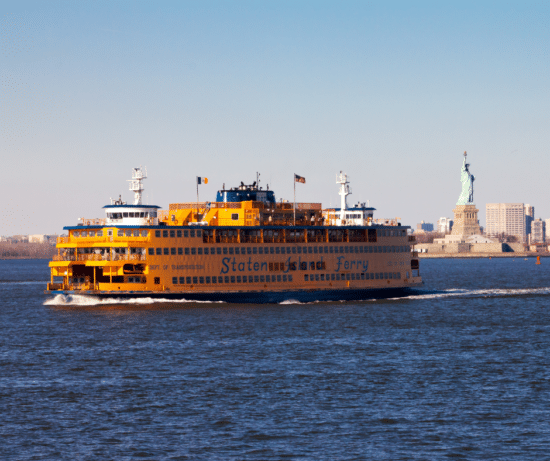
[49,287,420,304]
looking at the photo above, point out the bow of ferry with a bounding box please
[46,169,422,303]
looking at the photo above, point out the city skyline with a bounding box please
[2,1,549,235]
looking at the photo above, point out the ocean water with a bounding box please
[1,258,550,460]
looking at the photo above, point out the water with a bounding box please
[2,258,550,460]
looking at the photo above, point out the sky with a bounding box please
[1,0,549,235]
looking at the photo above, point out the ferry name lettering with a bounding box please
[335,256,368,272]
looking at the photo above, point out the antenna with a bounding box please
[128,166,147,205]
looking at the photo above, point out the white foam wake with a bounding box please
[399,286,550,301]
[43,294,225,306]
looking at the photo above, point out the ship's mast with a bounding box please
[128,166,147,205]
[336,171,352,221]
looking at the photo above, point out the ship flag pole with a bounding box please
[294,174,306,226]
[197,176,208,221]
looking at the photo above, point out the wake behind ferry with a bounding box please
[46,168,422,303]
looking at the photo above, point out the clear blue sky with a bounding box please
[2,0,549,235]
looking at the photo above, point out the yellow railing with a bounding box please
[52,254,146,262]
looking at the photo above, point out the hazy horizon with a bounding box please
[2,1,549,235]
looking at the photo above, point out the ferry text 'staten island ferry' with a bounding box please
[46,168,422,303]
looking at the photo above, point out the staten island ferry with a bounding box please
[45,168,422,303]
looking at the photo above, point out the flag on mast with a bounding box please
[294,174,305,184]
[197,177,208,185]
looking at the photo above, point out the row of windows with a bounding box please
[304,272,402,282]
[73,229,149,238]
[156,229,201,238]
[108,211,157,219]
[172,274,295,285]
[149,245,410,256]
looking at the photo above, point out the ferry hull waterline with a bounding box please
[46,169,422,304]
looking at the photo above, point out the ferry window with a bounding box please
[277,275,281,282]
[124,230,130,237]
[384,272,388,279]
[315,274,319,281]
[203,248,208,255]
[304,274,309,281]
[331,274,335,281]
[259,275,264,283]
[218,276,223,283]
[184,230,189,237]
[216,248,222,255]
[178,248,183,255]
[196,230,201,237]
[338,246,342,253]
[129,212,134,218]
[171,248,176,255]
[190,230,195,237]
[223,247,228,255]
[185,248,190,255]
[191,248,196,255]
[163,230,168,238]
[242,276,247,283]
[229,247,234,255]
[361,273,365,280]
[225,276,230,284]
[397,272,401,279]
[283,275,288,282]
[206,277,210,284]
[89,231,95,237]
[288,275,293,282]
[187,277,192,284]
[198,248,203,255]
[163,248,169,255]
[154,277,160,284]
[313,247,318,254]
[212,277,217,284]
[247,247,252,255]
[177,230,182,237]
[354,246,358,253]
[193,277,198,284]
[235,248,240,255]
[179,277,185,284]
[297,247,302,254]
[170,230,175,238]
[73,231,80,237]
[389,273,393,279]
[253,247,257,254]
[275,247,280,254]
[351,273,355,280]
[132,230,138,237]
[107,230,113,237]
[152,212,158,218]
[292,247,296,254]
[123,212,129,218]
[156,248,161,255]
[258,247,263,254]
[155,230,161,237]
[199,277,204,284]
[270,247,275,254]
[231,213,239,221]
[236,276,241,283]
[148,248,154,255]
[172,277,178,284]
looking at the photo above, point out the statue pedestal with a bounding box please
[451,204,481,236]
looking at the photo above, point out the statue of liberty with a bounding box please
[457,151,475,205]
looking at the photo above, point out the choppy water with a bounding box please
[2,258,550,460]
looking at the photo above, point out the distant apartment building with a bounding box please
[525,204,535,236]
[28,234,58,244]
[545,219,550,241]
[437,217,453,234]
[416,221,434,233]
[485,203,526,242]
[530,219,545,244]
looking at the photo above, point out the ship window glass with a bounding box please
[253,247,257,254]
[329,246,333,253]
[351,273,355,280]
[229,247,234,255]
[197,230,201,237]
[163,248,169,255]
[170,230,175,238]
[375,273,379,279]
[397,272,401,279]
[132,230,138,237]
[199,277,204,284]
[178,247,183,255]
[141,230,148,237]
[389,273,393,279]
[277,275,281,282]
[275,247,280,254]
[148,248,154,255]
[331,274,335,281]
[155,230,161,237]
[320,274,324,281]
[163,230,168,238]
[154,277,160,284]
[258,247,263,254]
[339,246,343,253]
[247,247,252,255]
[223,247,228,255]
[172,277,178,284]
[107,230,113,237]
[185,248,190,255]
[297,247,302,254]
[171,248,176,255]
[190,230,195,237]
[184,230,189,237]
[269,247,274,254]
[315,274,319,281]
[124,230,131,237]
[184,277,190,284]
[304,274,309,281]
[344,246,349,253]
[361,273,365,280]
[236,276,241,283]
[89,231,95,237]
[204,248,208,255]
[193,277,198,284]
[216,276,221,283]
[384,272,388,279]
[177,230,182,237]
[258,275,264,282]
[292,247,296,254]
[73,231,80,237]
[225,276,230,284]
[191,248,196,255]
[129,212,134,218]
[206,277,210,284]
[179,277,185,284]
[288,275,293,282]
[231,213,239,220]
[216,248,221,255]
[212,277,216,284]
[156,248,161,255]
[123,212,128,218]
[198,248,203,255]
[242,276,247,283]
[313,247,318,254]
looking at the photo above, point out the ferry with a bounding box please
[45,168,422,303]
